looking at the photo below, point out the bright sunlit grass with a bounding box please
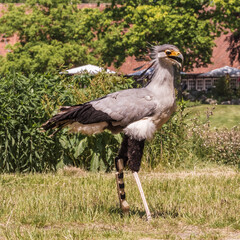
[0,165,239,239]
[185,104,240,129]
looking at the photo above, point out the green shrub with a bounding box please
[0,71,134,172]
[58,132,122,172]
[0,73,66,172]
[213,75,233,102]
[51,72,134,172]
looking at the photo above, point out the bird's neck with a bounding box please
[146,60,175,98]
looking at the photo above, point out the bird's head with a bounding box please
[153,44,183,69]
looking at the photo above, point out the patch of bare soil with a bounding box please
[59,166,88,177]
[1,221,240,239]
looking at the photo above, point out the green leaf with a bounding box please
[90,152,100,172]
[74,137,88,159]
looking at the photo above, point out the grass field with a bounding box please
[0,165,240,240]
[185,105,240,129]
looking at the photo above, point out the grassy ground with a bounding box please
[0,165,240,240]
[185,105,240,129]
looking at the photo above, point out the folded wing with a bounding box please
[42,88,157,135]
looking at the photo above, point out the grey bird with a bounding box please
[42,44,183,221]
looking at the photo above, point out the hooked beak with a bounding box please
[168,51,184,69]
[158,50,184,68]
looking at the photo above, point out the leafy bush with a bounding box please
[0,72,134,172]
[1,71,239,173]
[0,73,66,172]
[59,132,122,172]
[50,72,134,172]
[213,75,233,101]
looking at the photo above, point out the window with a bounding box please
[205,79,212,89]
[189,80,196,90]
[197,80,203,90]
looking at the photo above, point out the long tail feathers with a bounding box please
[41,106,79,134]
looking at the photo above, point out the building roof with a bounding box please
[198,66,240,78]
[60,64,115,75]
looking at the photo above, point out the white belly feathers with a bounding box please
[123,117,156,141]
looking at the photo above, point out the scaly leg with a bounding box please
[115,157,130,213]
[127,137,151,221]
[133,171,152,221]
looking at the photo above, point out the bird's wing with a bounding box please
[90,88,157,126]
[42,88,157,132]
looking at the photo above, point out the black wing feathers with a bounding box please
[42,103,114,131]
[74,104,114,124]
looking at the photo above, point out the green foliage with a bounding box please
[210,0,240,64]
[211,0,240,31]
[1,71,239,173]
[0,0,223,73]
[0,0,25,2]
[213,75,233,101]
[52,72,134,172]
[0,73,66,172]
[0,0,238,73]
[0,1,99,73]
[0,71,134,173]
[120,3,215,70]
[59,132,122,171]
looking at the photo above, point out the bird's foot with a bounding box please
[120,199,130,214]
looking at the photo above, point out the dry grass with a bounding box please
[0,165,239,239]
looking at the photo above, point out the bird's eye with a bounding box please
[165,50,172,55]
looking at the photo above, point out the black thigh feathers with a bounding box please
[42,103,114,131]
[116,135,145,172]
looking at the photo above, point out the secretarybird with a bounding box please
[42,44,183,221]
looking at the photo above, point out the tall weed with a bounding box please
[190,109,240,166]
[144,103,240,170]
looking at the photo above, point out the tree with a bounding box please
[209,0,240,64]
[0,0,102,73]
[0,0,229,73]
[104,0,240,70]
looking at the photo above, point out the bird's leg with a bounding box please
[115,157,130,213]
[115,135,130,213]
[133,172,152,221]
[127,138,152,221]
